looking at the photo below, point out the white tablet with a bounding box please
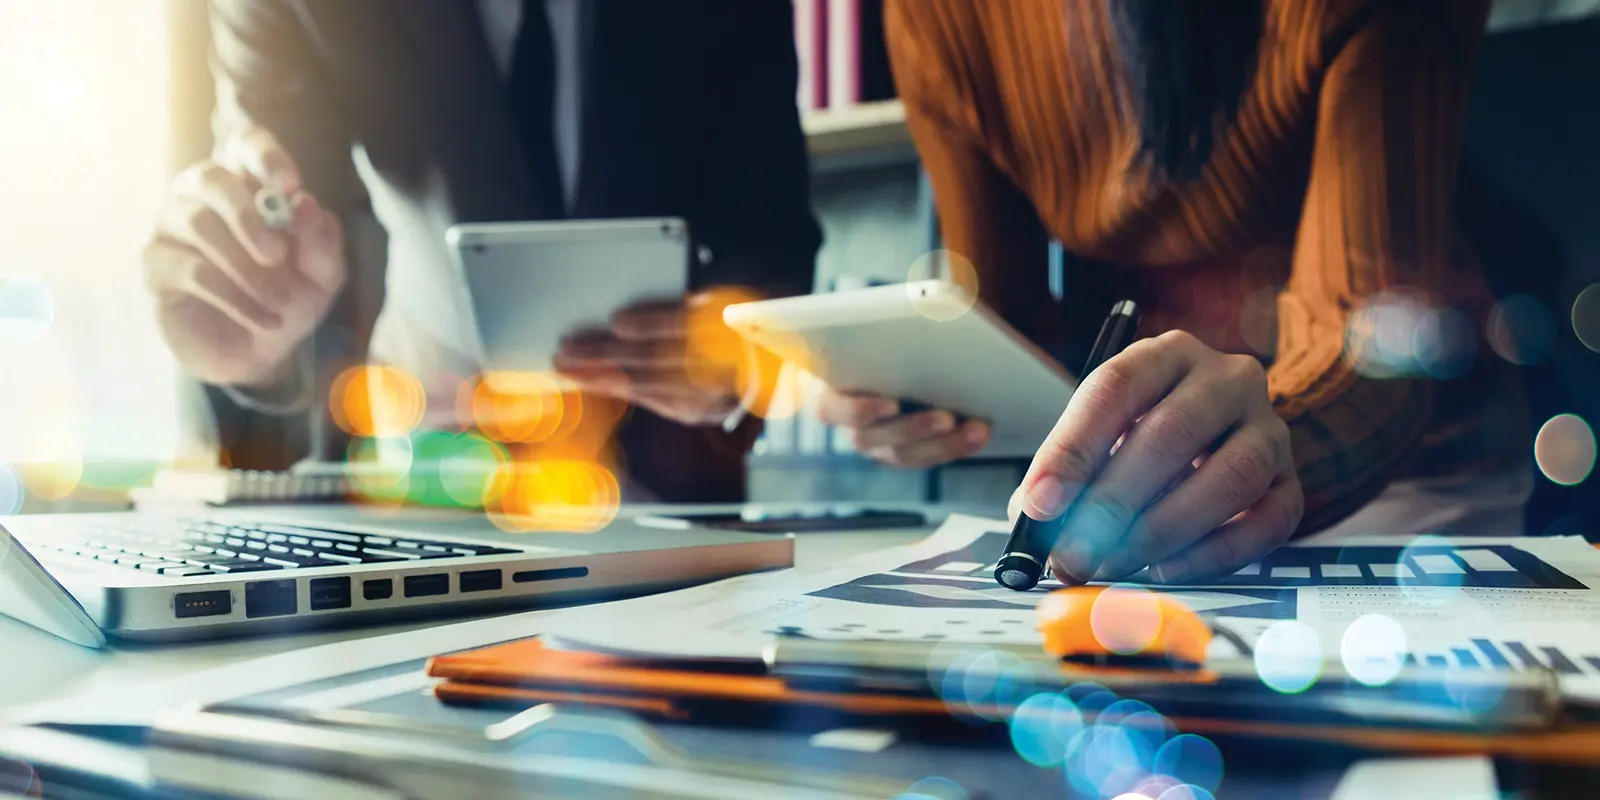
[449,219,691,372]
[723,280,1077,458]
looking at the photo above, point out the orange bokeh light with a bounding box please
[686,286,763,389]
[471,372,569,444]
[488,459,621,533]
[330,365,426,438]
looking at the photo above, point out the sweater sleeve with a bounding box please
[1271,0,1489,533]
[882,0,1058,350]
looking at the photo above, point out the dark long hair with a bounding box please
[1109,0,1264,182]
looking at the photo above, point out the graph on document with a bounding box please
[1389,638,1600,679]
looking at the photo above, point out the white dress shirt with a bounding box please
[355,0,588,410]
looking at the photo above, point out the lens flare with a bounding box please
[1072,721,1156,798]
[330,365,426,438]
[0,277,54,343]
[894,776,968,800]
[471,372,567,444]
[1572,283,1600,354]
[1089,585,1165,656]
[907,251,980,322]
[1534,414,1597,486]
[1412,306,1477,379]
[436,433,511,508]
[18,458,82,503]
[1156,785,1217,800]
[686,286,762,389]
[1008,691,1085,766]
[1344,291,1474,378]
[0,463,23,515]
[1254,620,1323,694]
[489,459,620,533]
[1487,294,1556,366]
[1339,614,1407,687]
[1153,734,1224,795]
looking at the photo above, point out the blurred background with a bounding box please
[1,0,1597,530]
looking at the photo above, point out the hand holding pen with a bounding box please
[996,304,1303,590]
[141,126,346,391]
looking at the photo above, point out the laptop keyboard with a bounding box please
[29,518,522,578]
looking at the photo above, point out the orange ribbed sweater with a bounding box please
[885,0,1501,532]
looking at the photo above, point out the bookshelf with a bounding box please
[802,99,912,160]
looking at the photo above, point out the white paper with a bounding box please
[8,608,557,727]
[1330,756,1497,800]
[545,514,1600,699]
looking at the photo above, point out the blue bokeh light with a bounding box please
[1008,691,1085,767]
[1153,734,1224,794]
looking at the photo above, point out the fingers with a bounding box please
[183,163,290,267]
[557,332,683,370]
[611,299,687,340]
[854,409,956,450]
[145,243,282,332]
[225,126,302,193]
[154,198,297,315]
[1017,330,1211,521]
[1097,418,1290,579]
[860,419,990,469]
[1148,477,1304,584]
[816,390,899,428]
[1050,355,1263,581]
[290,192,345,293]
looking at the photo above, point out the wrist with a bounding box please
[220,347,313,415]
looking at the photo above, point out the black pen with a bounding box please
[994,300,1141,591]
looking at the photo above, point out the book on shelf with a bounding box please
[794,0,829,111]
[825,0,895,110]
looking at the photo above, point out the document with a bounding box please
[545,514,1600,698]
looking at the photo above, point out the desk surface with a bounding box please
[0,503,963,717]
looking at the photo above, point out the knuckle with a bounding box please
[196,161,235,188]
[1039,438,1099,485]
[1084,361,1135,408]
[1223,353,1267,386]
[1217,439,1276,509]
[1154,328,1200,351]
[1140,407,1208,463]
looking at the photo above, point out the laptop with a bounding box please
[0,506,792,645]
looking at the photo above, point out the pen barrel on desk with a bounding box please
[994,514,1064,591]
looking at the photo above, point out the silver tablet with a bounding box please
[448,219,692,373]
[723,280,1077,458]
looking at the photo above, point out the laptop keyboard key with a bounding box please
[362,548,420,560]
[208,561,282,574]
[317,553,363,565]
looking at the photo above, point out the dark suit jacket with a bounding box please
[199,0,822,501]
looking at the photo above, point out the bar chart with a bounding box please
[1397,638,1600,677]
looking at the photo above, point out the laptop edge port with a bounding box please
[174,590,231,619]
[309,577,352,610]
[363,578,393,600]
[459,569,503,593]
[404,573,449,598]
[244,579,298,618]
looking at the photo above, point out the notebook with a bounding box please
[133,461,356,506]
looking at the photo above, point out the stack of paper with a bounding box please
[544,515,1600,699]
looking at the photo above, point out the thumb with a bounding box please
[225,126,302,193]
[291,193,345,294]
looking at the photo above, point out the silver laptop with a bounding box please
[0,506,791,645]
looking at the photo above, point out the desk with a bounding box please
[0,503,960,719]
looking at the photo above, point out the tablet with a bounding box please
[448,219,691,373]
[723,280,1077,458]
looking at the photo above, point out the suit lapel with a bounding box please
[392,0,553,222]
